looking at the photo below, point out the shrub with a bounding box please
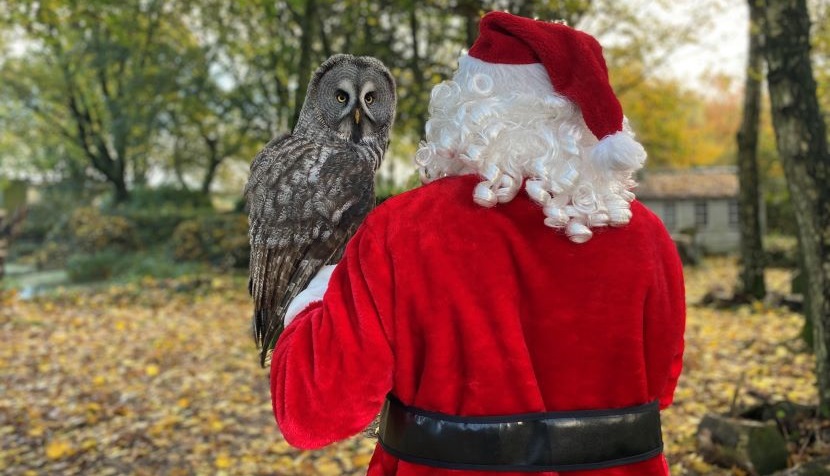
[24,242,72,270]
[115,208,202,247]
[66,249,210,284]
[69,207,138,253]
[171,213,249,269]
[116,252,207,281]
[16,203,72,244]
[117,186,213,212]
[66,251,124,283]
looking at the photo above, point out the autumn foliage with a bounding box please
[0,259,817,475]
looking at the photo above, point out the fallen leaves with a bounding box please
[662,258,816,475]
[0,260,818,475]
[0,276,377,475]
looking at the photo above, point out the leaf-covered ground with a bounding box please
[0,259,818,475]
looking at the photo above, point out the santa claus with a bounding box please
[271,11,685,476]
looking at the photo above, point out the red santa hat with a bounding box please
[468,11,627,147]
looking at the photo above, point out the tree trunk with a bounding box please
[112,179,129,203]
[200,135,221,196]
[408,4,428,139]
[758,0,830,414]
[455,0,480,46]
[737,0,766,300]
[292,0,317,129]
[0,207,27,282]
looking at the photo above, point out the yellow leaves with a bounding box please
[80,438,97,451]
[275,455,296,468]
[214,452,233,469]
[314,459,343,475]
[27,425,45,438]
[687,455,714,473]
[660,258,817,474]
[45,439,74,460]
[206,416,224,432]
[1,259,813,475]
[351,453,373,467]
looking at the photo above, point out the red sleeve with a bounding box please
[270,222,395,449]
[644,227,686,410]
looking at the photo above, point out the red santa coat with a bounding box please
[271,174,686,476]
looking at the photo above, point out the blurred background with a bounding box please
[1,0,829,475]
[0,0,815,288]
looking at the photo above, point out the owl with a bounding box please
[245,54,396,367]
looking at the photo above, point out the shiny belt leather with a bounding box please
[378,395,663,472]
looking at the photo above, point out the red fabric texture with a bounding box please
[468,11,623,141]
[271,175,686,476]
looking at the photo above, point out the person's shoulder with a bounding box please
[358,175,481,243]
[627,199,678,254]
[369,175,477,219]
[629,200,665,230]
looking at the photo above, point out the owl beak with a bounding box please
[350,108,363,143]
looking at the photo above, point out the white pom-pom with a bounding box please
[591,131,646,172]
[473,181,498,207]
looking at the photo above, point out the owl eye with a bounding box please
[364,92,375,105]
[336,92,348,103]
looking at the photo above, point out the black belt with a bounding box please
[378,395,663,472]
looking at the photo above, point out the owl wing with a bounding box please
[245,134,376,367]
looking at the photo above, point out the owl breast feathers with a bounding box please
[245,54,396,367]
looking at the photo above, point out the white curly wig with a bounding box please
[416,55,647,243]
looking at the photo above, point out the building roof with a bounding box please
[634,167,738,200]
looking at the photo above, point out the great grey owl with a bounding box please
[245,54,396,367]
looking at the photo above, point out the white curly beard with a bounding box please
[416,55,646,244]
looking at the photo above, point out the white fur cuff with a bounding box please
[284,265,336,327]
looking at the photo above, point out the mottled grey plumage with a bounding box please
[245,54,396,367]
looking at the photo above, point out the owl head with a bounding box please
[297,54,396,144]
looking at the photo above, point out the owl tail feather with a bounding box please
[254,308,285,368]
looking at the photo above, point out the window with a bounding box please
[663,201,676,230]
[728,199,739,227]
[695,201,708,227]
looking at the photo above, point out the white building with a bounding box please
[636,168,751,254]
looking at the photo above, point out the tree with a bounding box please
[736,0,766,300]
[757,0,830,413]
[0,1,194,202]
[0,206,26,282]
